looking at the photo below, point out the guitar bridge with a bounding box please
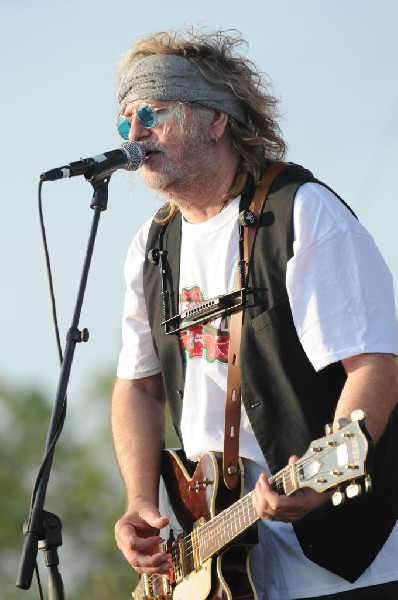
[134,574,172,600]
[133,540,173,600]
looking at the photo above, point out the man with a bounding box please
[112,29,398,599]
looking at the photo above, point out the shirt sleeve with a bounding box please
[116,217,161,379]
[286,182,398,371]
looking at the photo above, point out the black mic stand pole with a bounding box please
[16,175,112,599]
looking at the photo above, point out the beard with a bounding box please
[139,110,217,203]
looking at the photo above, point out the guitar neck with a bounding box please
[197,414,370,562]
[198,465,294,561]
[197,491,256,561]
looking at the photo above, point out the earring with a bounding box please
[213,134,218,144]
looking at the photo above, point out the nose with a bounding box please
[128,117,151,142]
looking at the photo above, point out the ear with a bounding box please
[210,111,229,142]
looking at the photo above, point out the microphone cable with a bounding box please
[25,179,67,599]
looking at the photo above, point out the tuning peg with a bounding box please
[346,483,362,499]
[324,423,333,435]
[364,475,372,493]
[332,488,345,506]
[350,409,366,422]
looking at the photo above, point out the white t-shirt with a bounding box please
[117,182,398,598]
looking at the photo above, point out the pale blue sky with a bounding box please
[1,0,397,414]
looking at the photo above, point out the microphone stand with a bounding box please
[16,175,112,599]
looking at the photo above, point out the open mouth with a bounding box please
[144,149,162,162]
[142,144,163,158]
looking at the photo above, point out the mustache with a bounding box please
[139,141,165,154]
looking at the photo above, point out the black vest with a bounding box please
[143,164,398,582]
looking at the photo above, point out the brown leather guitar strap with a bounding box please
[223,162,288,489]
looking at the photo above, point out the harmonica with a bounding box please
[161,289,246,334]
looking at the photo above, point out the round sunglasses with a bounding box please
[117,103,179,140]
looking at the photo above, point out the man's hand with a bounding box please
[252,456,331,523]
[115,504,171,574]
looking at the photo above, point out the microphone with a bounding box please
[40,141,146,182]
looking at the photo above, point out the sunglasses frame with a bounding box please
[117,102,181,140]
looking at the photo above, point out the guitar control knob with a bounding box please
[188,483,201,493]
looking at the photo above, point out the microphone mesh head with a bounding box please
[121,141,146,171]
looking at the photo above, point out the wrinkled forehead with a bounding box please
[118,54,247,125]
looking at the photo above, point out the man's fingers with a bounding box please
[130,534,164,553]
[138,508,170,531]
[129,549,172,574]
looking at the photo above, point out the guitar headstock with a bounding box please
[295,410,372,504]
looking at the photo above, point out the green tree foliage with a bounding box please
[0,376,180,599]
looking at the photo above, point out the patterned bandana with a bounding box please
[118,53,247,124]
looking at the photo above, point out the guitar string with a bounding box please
[198,493,256,557]
[176,442,359,564]
[167,440,361,571]
[176,464,318,564]
[206,437,361,546]
[198,444,337,537]
[139,437,361,586]
[180,482,310,565]
[173,492,256,568]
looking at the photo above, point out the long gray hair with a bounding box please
[119,28,287,220]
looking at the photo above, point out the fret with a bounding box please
[270,463,299,496]
[194,457,307,563]
[198,492,257,562]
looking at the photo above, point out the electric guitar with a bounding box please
[133,412,372,600]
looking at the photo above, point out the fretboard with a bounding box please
[198,464,297,560]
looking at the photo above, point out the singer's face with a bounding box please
[123,99,215,197]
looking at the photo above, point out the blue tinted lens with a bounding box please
[137,104,156,128]
[117,116,131,140]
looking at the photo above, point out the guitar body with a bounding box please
[171,550,256,600]
[133,417,370,600]
[158,449,258,600]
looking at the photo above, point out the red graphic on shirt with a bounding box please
[179,285,230,364]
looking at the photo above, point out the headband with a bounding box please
[118,53,247,124]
